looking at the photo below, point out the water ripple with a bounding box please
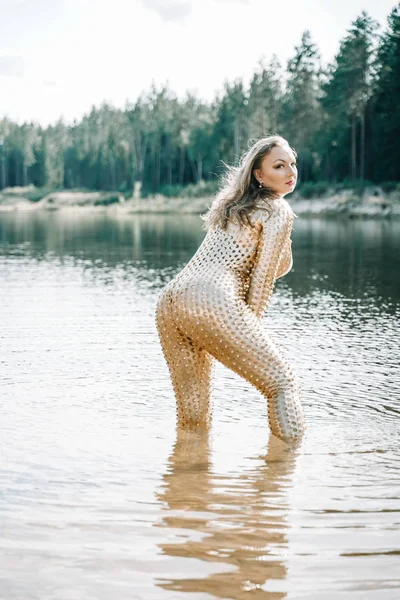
[0,212,399,599]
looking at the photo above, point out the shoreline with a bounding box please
[0,186,399,219]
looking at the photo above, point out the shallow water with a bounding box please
[0,210,399,599]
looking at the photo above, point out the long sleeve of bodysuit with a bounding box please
[276,238,293,280]
[246,200,294,318]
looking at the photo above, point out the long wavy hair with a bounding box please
[200,134,297,231]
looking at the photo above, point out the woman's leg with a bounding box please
[156,295,216,427]
[172,298,305,443]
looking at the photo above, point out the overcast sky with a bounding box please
[0,0,397,126]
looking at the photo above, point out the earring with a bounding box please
[259,181,263,188]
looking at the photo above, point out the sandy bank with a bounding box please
[0,185,399,219]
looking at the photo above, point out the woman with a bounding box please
[155,135,305,443]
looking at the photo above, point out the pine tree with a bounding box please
[281,30,324,181]
[370,4,400,181]
[247,55,283,139]
[320,11,379,181]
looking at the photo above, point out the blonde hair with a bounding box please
[200,134,297,231]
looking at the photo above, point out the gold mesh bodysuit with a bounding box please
[155,198,305,443]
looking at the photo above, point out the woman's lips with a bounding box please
[286,180,295,185]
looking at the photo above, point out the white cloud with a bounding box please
[138,0,192,22]
[0,0,396,126]
[0,54,29,77]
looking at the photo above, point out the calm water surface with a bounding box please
[0,210,399,600]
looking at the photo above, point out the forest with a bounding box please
[0,6,399,199]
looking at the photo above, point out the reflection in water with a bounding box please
[290,216,400,303]
[1,210,399,313]
[155,428,298,599]
[0,210,204,271]
[1,211,399,598]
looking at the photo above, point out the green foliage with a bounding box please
[24,186,59,202]
[178,180,220,198]
[318,11,380,182]
[158,184,186,198]
[370,5,400,181]
[150,180,220,199]
[334,178,376,196]
[297,181,330,198]
[296,179,389,199]
[381,181,400,193]
[93,195,121,206]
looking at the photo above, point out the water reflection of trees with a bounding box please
[0,211,204,269]
[154,428,299,599]
[0,212,398,312]
[290,217,400,301]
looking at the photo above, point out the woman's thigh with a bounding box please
[171,295,299,399]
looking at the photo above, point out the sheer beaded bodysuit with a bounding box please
[155,198,305,442]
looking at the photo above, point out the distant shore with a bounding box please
[1,185,399,219]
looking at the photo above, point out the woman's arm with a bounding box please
[276,237,293,280]
[245,201,294,318]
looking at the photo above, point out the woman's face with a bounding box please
[253,144,297,197]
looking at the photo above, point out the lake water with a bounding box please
[0,210,399,600]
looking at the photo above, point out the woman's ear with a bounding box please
[253,168,260,183]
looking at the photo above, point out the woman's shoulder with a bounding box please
[251,198,295,222]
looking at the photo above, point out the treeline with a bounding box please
[0,6,399,196]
